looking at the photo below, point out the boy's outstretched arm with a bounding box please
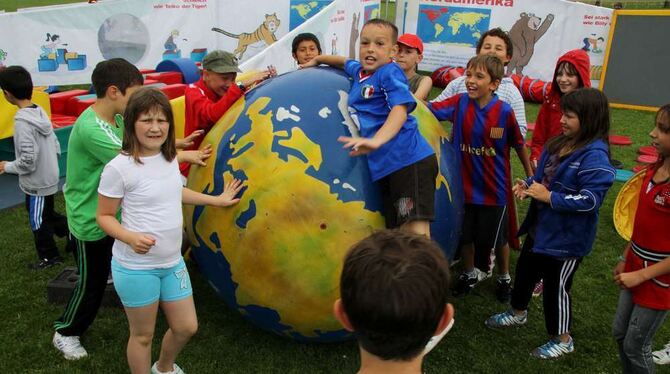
[300,55,346,69]
[339,104,407,156]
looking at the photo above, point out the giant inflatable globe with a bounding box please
[184,67,463,342]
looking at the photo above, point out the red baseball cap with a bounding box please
[397,33,424,55]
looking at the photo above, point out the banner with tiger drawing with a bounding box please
[241,0,380,74]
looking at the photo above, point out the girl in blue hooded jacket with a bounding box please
[485,88,615,359]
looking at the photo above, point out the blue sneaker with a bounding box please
[531,337,574,359]
[485,309,527,329]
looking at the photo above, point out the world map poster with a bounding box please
[416,5,491,48]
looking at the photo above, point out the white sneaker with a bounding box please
[53,332,88,360]
[151,362,185,374]
[475,267,491,282]
[653,343,670,365]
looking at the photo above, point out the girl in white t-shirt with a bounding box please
[97,87,242,374]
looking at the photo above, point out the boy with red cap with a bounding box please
[396,33,432,101]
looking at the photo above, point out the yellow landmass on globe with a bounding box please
[414,100,452,199]
[434,23,444,38]
[186,97,384,337]
[447,12,489,35]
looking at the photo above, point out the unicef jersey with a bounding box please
[429,93,524,206]
[343,60,434,181]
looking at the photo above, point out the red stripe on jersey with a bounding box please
[504,110,520,205]
[461,102,476,204]
[482,101,502,205]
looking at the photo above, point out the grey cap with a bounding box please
[202,50,241,74]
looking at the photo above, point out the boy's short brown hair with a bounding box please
[466,54,504,83]
[92,58,143,99]
[0,66,33,100]
[475,27,513,62]
[363,18,398,43]
[340,230,450,361]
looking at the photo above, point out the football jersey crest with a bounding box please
[361,84,375,99]
[490,127,504,139]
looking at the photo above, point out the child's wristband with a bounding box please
[618,255,626,263]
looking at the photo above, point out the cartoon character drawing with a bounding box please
[581,34,605,54]
[0,49,7,68]
[331,33,338,55]
[164,30,182,54]
[507,13,554,75]
[40,33,67,58]
[212,14,281,60]
[349,12,360,60]
[292,1,319,19]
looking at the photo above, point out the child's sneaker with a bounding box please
[151,362,185,374]
[29,256,63,270]
[495,277,512,303]
[532,280,544,297]
[53,332,87,360]
[531,337,574,359]
[653,342,670,365]
[452,269,488,296]
[485,309,527,329]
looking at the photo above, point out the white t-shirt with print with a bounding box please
[98,153,183,269]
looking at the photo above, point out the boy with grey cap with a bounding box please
[181,50,274,176]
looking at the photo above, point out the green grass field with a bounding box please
[1,1,670,373]
[1,98,666,374]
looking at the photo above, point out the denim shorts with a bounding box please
[111,257,193,308]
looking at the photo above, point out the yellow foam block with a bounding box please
[65,52,78,60]
[0,90,52,139]
[47,53,56,59]
[613,170,645,241]
[170,95,185,139]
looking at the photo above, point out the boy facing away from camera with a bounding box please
[0,66,68,269]
[334,230,454,374]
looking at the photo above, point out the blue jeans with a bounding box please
[613,289,668,373]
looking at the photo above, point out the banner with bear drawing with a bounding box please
[0,0,377,86]
[395,0,613,85]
